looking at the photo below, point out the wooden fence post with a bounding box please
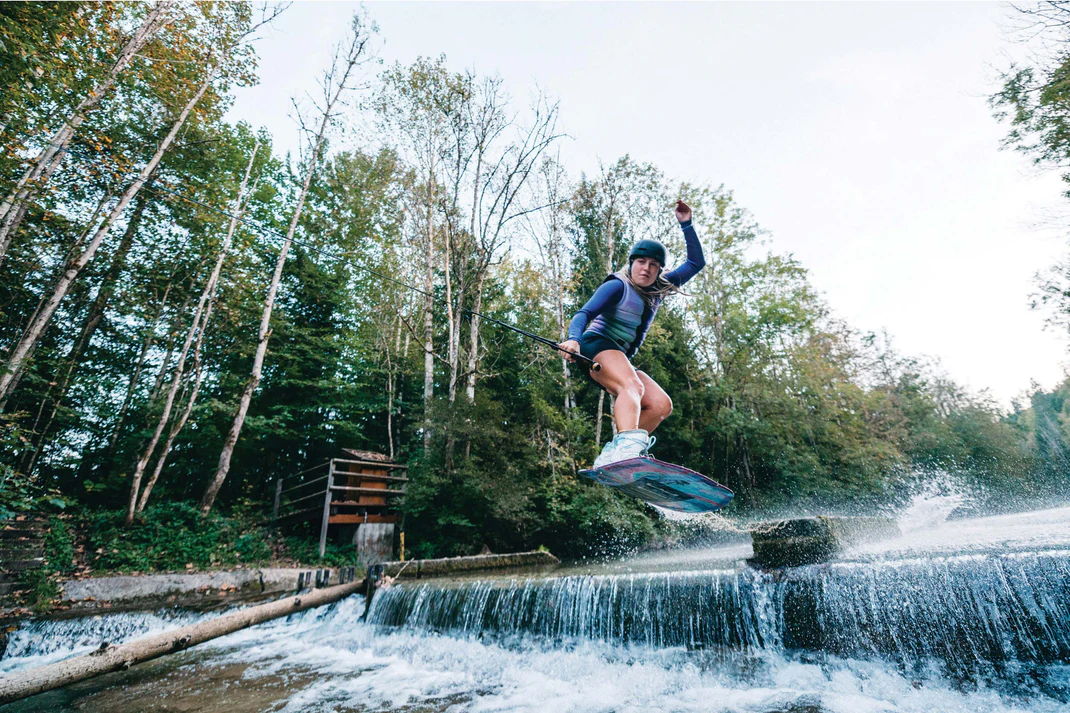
[272,476,283,521]
[319,460,335,558]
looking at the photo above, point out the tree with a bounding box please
[200,11,375,515]
[0,2,281,404]
[0,1,176,267]
[129,138,263,520]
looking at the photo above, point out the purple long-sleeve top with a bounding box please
[567,220,705,358]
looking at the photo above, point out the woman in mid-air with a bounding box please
[559,200,705,468]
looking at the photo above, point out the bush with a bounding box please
[535,475,659,560]
[82,502,273,572]
[281,536,361,568]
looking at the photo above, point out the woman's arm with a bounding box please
[664,200,705,287]
[566,279,625,340]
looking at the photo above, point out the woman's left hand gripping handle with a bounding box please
[558,339,581,363]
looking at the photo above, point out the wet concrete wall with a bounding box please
[50,566,360,619]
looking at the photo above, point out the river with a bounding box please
[1,497,1068,712]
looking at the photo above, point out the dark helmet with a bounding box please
[629,239,667,266]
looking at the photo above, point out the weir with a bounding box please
[2,504,1069,711]
[366,551,1070,671]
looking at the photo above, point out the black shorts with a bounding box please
[577,332,629,387]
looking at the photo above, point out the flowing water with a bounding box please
[3,500,1070,712]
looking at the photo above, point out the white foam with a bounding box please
[192,599,1069,713]
[0,609,208,674]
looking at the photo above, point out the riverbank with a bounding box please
[0,503,367,617]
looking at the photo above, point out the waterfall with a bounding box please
[368,551,1070,672]
[369,567,782,650]
[0,609,208,674]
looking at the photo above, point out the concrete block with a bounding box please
[49,567,352,619]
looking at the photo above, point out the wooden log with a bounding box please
[0,579,365,705]
[375,550,560,579]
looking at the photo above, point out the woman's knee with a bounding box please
[646,392,673,420]
[615,377,645,402]
[661,395,673,418]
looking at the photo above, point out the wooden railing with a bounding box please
[272,458,408,557]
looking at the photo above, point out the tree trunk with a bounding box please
[556,280,574,411]
[386,358,395,461]
[465,270,486,402]
[422,175,435,453]
[595,390,606,449]
[0,579,365,706]
[135,306,208,511]
[24,186,154,471]
[201,25,369,513]
[145,271,202,411]
[135,141,259,512]
[126,282,209,524]
[0,54,218,404]
[444,224,463,405]
[108,283,171,451]
[0,1,174,267]
[593,194,618,449]
[0,192,112,414]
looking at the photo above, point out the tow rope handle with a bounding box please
[557,345,602,372]
[530,334,601,372]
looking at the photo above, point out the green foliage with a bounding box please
[20,568,59,614]
[0,12,1055,571]
[280,536,361,568]
[43,516,75,575]
[82,502,272,573]
[18,515,75,613]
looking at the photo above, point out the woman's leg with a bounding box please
[637,371,673,433]
[588,350,644,433]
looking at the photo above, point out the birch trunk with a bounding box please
[594,198,618,448]
[146,270,202,411]
[444,223,459,403]
[109,283,171,451]
[0,1,174,266]
[558,285,574,411]
[465,270,486,402]
[0,56,217,404]
[25,186,153,470]
[201,27,369,514]
[0,192,111,413]
[126,279,210,524]
[135,303,208,511]
[386,358,395,460]
[135,142,259,512]
[422,174,435,453]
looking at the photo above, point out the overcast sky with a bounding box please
[226,1,1070,407]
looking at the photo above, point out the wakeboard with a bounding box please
[579,457,734,513]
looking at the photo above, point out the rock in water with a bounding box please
[748,516,900,568]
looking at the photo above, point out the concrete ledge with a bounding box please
[749,516,900,569]
[49,566,359,619]
[375,551,560,579]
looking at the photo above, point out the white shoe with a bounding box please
[592,437,620,469]
[613,429,651,461]
[597,429,650,467]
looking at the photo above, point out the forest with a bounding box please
[2,2,1070,564]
